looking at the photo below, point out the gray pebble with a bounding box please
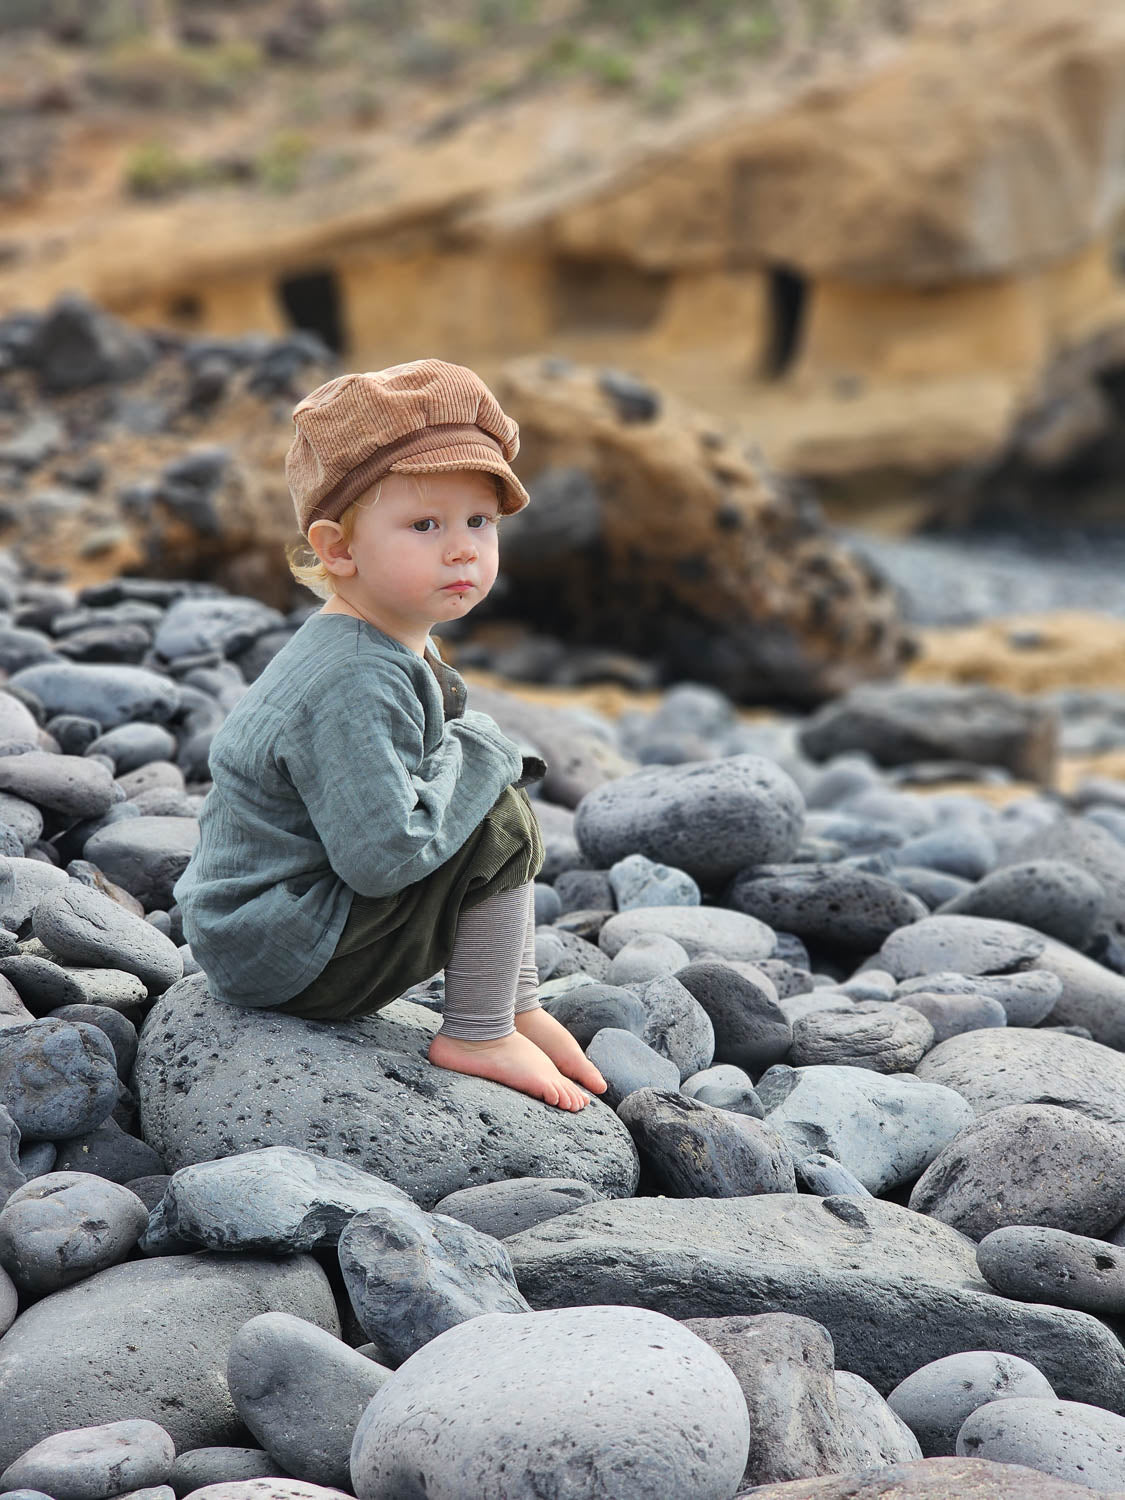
[432,1178,603,1240]
[17,1141,55,1180]
[790,1002,935,1072]
[728,863,926,952]
[0,858,68,930]
[894,990,1008,1044]
[758,1063,972,1193]
[888,1350,1056,1457]
[795,1152,873,1197]
[168,1450,284,1499]
[0,752,118,821]
[0,1019,119,1141]
[607,932,691,985]
[140,1145,412,1255]
[910,1103,1125,1240]
[674,960,791,1072]
[53,1119,165,1184]
[835,1370,922,1467]
[543,981,648,1047]
[9,663,180,729]
[896,968,1060,1027]
[47,1005,136,1078]
[227,1312,390,1489]
[891,824,998,880]
[0,955,86,1012]
[608,852,700,909]
[632,972,715,1079]
[338,1202,530,1364]
[585,1026,680,1107]
[617,1088,795,1197]
[575,755,805,886]
[0,1171,148,1296]
[83,817,199,910]
[0,1419,174,1500]
[956,1397,1125,1489]
[85,723,177,775]
[599,904,776,963]
[977,1225,1125,1317]
[939,860,1107,950]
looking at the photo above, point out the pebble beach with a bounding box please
[0,556,1124,1497]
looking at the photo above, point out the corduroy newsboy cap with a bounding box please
[285,358,530,534]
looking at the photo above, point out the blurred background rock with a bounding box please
[1,0,1124,709]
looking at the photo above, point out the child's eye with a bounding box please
[411,519,437,533]
[468,514,496,529]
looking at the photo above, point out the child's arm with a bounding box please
[282,663,525,898]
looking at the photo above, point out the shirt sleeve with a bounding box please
[280,661,524,897]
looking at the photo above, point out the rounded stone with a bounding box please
[8,664,180,729]
[33,884,183,992]
[939,861,1107,949]
[915,1027,1125,1124]
[83,817,200,909]
[0,857,68,930]
[616,1088,795,1197]
[181,1484,349,1500]
[543,982,649,1047]
[0,753,118,821]
[585,1027,681,1107]
[575,755,805,887]
[349,1305,751,1500]
[977,1225,1125,1317]
[896,970,1060,1028]
[337,1203,530,1365]
[598,905,776,963]
[432,1178,604,1240]
[894,991,1008,1045]
[887,1352,1057,1457]
[226,1312,390,1489]
[674,960,792,1072]
[86,723,178,775]
[135,976,638,1206]
[608,852,700,910]
[607,932,692,986]
[168,1451,284,1499]
[877,914,1046,979]
[47,1005,137,1078]
[909,1103,1125,1240]
[790,1002,935,1073]
[0,1018,119,1141]
[0,1254,339,1468]
[757,1064,974,1194]
[956,1398,1125,1489]
[0,1420,175,1500]
[727,864,926,952]
[0,1170,148,1296]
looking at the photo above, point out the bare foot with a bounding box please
[514,1007,608,1096]
[428,1030,591,1111]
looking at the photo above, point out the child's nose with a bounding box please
[448,528,478,560]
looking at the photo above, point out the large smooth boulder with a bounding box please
[506,1195,1125,1411]
[0,1419,174,1500]
[727,865,925,952]
[134,976,638,1207]
[956,1398,1125,1491]
[914,1028,1125,1124]
[0,1254,338,1467]
[887,1351,1056,1458]
[33,885,183,993]
[8,664,179,729]
[909,1104,1125,1241]
[349,1306,750,1500]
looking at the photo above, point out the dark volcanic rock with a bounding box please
[506,1195,1125,1412]
[914,1027,1125,1123]
[727,864,925,953]
[909,1104,1125,1240]
[134,976,638,1207]
[574,756,805,887]
[617,1089,796,1197]
[674,960,792,1071]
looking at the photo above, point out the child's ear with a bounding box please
[307,520,356,576]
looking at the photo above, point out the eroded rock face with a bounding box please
[492,359,911,706]
[133,975,638,1208]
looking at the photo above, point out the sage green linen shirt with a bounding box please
[173,610,525,1008]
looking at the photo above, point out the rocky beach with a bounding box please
[3,318,1125,1499]
[4,0,1125,1476]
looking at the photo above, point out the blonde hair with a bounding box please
[288,471,507,600]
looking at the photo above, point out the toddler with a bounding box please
[174,359,606,1111]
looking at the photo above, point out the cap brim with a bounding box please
[389,441,529,514]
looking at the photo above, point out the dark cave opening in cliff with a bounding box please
[278,267,346,354]
[763,264,808,378]
[551,255,671,333]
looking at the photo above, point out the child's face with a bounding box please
[311,470,501,651]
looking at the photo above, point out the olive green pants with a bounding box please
[278,785,544,1023]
